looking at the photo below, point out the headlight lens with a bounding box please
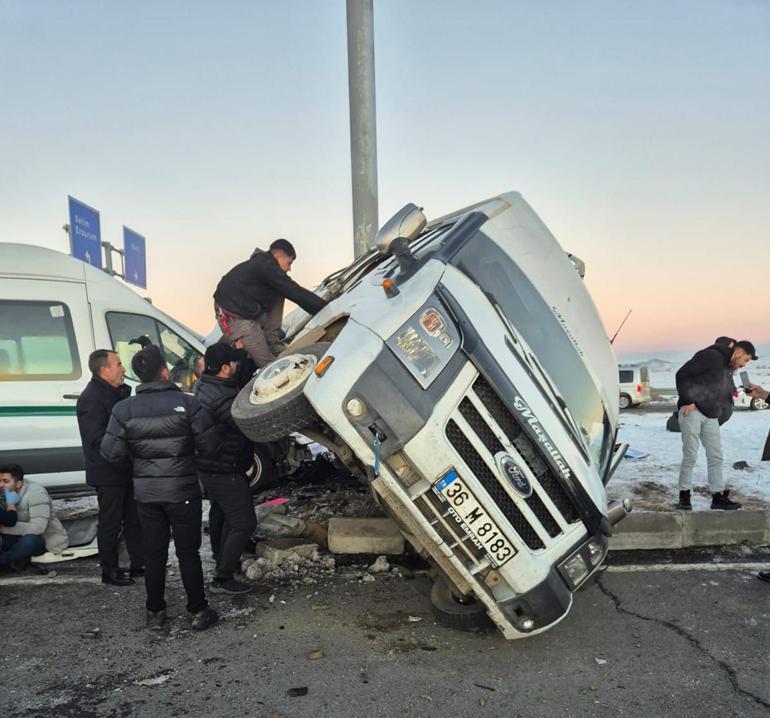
[562,554,589,587]
[387,298,460,388]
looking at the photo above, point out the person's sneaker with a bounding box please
[711,491,741,510]
[102,571,134,586]
[191,607,219,631]
[675,490,692,510]
[757,571,770,583]
[210,577,252,595]
[146,610,166,631]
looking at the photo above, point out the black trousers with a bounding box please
[136,499,207,614]
[95,483,143,573]
[200,473,257,579]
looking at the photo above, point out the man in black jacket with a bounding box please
[101,345,221,632]
[76,350,143,586]
[213,238,327,368]
[194,343,257,595]
[675,339,756,510]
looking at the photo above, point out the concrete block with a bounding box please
[255,539,318,564]
[259,514,306,538]
[682,509,769,547]
[608,511,684,551]
[327,518,405,555]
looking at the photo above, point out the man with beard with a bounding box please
[675,339,756,510]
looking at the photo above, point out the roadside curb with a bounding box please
[609,509,770,550]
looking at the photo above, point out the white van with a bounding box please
[618,364,651,409]
[0,243,205,496]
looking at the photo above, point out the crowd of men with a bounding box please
[0,238,328,630]
[2,243,768,625]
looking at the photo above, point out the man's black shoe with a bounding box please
[757,571,770,583]
[102,571,134,586]
[711,491,741,510]
[122,566,145,578]
[210,577,252,595]
[191,607,219,631]
[675,490,692,510]
[146,610,167,631]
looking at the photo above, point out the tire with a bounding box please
[619,394,632,410]
[246,442,277,494]
[232,343,331,442]
[750,397,768,411]
[429,576,491,632]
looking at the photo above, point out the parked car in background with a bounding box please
[733,388,768,411]
[618,365,651,409]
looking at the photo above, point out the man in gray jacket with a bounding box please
[0,463,68,570]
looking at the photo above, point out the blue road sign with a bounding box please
[68,196,102,268]
[123,227,147,289]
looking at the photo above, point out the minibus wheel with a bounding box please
[430,576,490,631]
[232,342,331,442]
[247,443,277,494]
[619,394,631,410]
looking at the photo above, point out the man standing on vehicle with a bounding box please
[101,345,221,632]
[213,239,328,368]
[675,339,756,510]
[194,343,257,595]
[76,350,143,587]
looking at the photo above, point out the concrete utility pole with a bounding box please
[346,0,379,258]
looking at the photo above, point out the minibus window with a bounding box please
[106,313,161,381]
[0,300,80,381]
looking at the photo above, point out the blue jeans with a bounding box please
[0,534,46,566]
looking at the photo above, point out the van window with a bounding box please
[0,300,81,381]
[619,369,634,383]
[106,312,201,389]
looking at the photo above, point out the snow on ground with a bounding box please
[609,409,770,511]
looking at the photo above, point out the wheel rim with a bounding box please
[619,395,630,409]
[247,450,263,488]
[754,398,768,410]
[248,353,318,405]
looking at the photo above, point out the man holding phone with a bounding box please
[674,339,757,510]
[746,382,770,583]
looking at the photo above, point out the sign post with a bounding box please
[67,196,102,268]
[123,227,147,289]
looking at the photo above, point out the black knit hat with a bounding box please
[204,342,240,375]
[131,345,166,382]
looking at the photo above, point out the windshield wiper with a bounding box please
[483,290,532,367]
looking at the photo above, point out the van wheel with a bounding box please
[247,443,277,494]
[619,394,632,410]
[429,576,490,632]
[750,397,768,411]
[232,343,331,442]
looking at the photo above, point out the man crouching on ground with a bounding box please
[0,464,68,570]
[194,343,257,595]
[675,339,756,510]
[101,345,222,631]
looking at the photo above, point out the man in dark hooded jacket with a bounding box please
[76,349,143,586]
[101,345,221,632]
[675,339,756,510]
[213,238,327,368]
[194,343,257,595]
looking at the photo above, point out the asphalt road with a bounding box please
[1,551,768,718]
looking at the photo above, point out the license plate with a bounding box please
[434,469,516,568]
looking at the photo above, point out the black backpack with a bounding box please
[666,410,680,433]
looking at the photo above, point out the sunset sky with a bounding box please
[1,1,768,356]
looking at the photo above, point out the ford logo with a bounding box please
[496,453,532,498]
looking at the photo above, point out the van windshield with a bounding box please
[451,232,612,473]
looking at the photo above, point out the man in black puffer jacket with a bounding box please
[675,339,756,511]
[76,349,142,587]
[213,238,327,368]
[101,345,221,632]
[194,343,257,595]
